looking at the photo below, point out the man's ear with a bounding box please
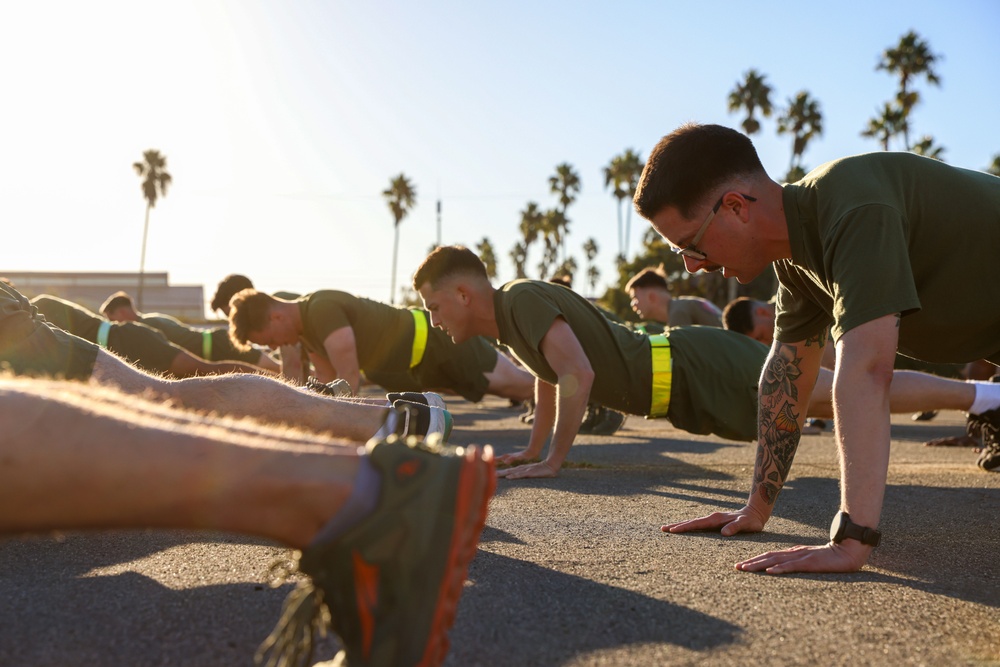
[456,284,471,306]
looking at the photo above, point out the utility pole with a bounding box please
[436,198,442,247]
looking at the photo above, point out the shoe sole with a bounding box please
[419,444,495,666]
[388,391,448,411]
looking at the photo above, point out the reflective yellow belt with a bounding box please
[202,330,213,360]
[648,334,672,418]
[410,309,428,368]
[96,321,111,349]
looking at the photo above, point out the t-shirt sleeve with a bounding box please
[306,299,351,346]
[509,289,563,351]
[827,206,920,340]
[775,205,921,343]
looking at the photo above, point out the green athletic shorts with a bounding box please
[665,326,768,442]
[0,287,99,380]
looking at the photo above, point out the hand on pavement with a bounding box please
[496,461,558,479]
[734,540,871,574]
[662,505,767,537]
[495,450,540,466]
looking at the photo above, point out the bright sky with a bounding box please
[1,1,998,314]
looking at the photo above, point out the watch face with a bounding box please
[830,511,848,542]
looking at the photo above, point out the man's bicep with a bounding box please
[538,317,592,375]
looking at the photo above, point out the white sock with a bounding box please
[372,409,399,441]
[969,381,1000,415]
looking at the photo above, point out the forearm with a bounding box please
[544,372,593,468]
[833,358,893,529]
[750,341,822,518]
[525,381,556,457]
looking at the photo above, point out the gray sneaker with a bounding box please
[256,437,495,666]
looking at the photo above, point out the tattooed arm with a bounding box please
[735,314,899,574]
[662,332,826,538]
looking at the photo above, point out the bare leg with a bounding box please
[484,352,536,402]
[90,351,387,442]
[808,368,975,419]
[0,376,359,548]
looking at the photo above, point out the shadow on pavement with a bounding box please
[688,476,1000,609]
[449,550,741,667]
[0,532,332,666]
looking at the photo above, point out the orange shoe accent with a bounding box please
[395,458,423,482]
[418,445,495,666]
[352,550,380,661]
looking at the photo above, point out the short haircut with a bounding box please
[548,274,572,288]
[227,289,277,350]
[624,266,669,293]
[721,297,755,335]
[413,245,489,290]
[634,123,765,220]
[100,291,135,316]
[212,274,254,312]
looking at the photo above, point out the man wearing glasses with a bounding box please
[635,122,1000,574]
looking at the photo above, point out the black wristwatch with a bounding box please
[829,511,881,547]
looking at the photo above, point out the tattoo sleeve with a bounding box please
[752,341,810,506]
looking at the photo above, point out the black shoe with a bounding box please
[579,404,625,435]
[967,408,1000,472]
[519,399,535,424]
[589,407,626,435]
[912,410,938,422]
[305,376,353,398]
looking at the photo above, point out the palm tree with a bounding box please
[519,201,544,260]
[776,91,823,179]
[133,149,172,310]
[603,154,628,258]
[876,31,941,150]
[619,149,644,257]
[861,102,906,151]
[911,136,946,161]
[548,163,581,261]
[509,242,528,279]
[476,237,498,280]
[383,173,417,305]
[538,208,566,279]
[583,237,599,297]
[727,69,774,135]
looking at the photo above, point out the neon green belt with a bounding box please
[410,309,428,368]
[648,334,672,418]
[202,330,213,360]
[96,321,111,349]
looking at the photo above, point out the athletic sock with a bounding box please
[969,381,1000,415]
[308,450,381,545]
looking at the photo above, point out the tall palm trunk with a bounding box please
[137,203,151,309]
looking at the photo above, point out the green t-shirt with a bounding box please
[141,313,261,364]
[32,295,179,374]
[0,284,98,379]
[776,152,1000,363]
[298,290,418,373]
[494,280,652,415]
[669,297,722,327]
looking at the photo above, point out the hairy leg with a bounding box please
[484,352,535,402]
[807,368,975,419]
[91,351,387,441]
[0,376,359,547]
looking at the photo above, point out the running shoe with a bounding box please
[386,391,447,411]
[256,436,496,667]
[392,400,453,444]
[969,407,1000,471]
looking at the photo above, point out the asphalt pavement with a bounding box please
[1,395,997,666]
